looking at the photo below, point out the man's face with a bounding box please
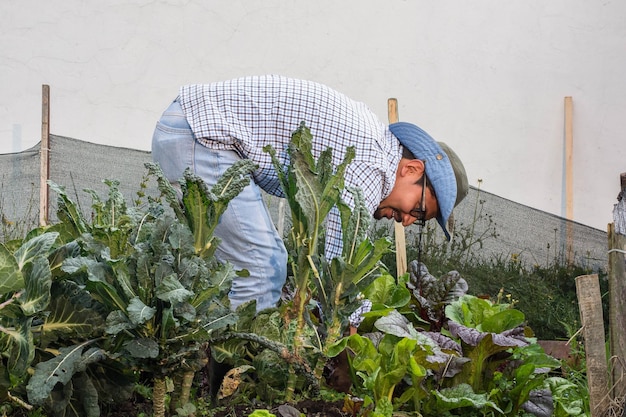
[373,160,439,227]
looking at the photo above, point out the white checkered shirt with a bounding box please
[177,75,401,259]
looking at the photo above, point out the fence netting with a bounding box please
[0,134,608,271]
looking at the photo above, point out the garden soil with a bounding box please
[93,354,353,417]
[206,399,348,417]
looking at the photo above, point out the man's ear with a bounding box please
[401,159,425,178]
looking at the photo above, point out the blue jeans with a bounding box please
[151,100,287,312]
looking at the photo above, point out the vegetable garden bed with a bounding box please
[0,124,590,417]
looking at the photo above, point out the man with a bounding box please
[152,75,468,313]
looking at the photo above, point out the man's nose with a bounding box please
[401,213,413,227]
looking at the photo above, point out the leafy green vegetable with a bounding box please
[337,269,564,416]
[332,330,429,417]
[26,342,105,405]
[247,410,277,417]
[431,383,503,413]
[407,260,468,330]
[259,122,391,400]
[22,161,254,417]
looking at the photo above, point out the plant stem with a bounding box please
[285,367,297,402]
[180,370,195,406]
[153,377,167,417]
[308,254,326,301]
[286,251,315,399]
[170,370,195,414]
[7,391,33,411]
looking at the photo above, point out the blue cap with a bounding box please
[389,122,468,240]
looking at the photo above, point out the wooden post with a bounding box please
[39,85,50,226]
[564,97,574,263]
[387,98,407,277]
[576,274,609,416]
[608,172,626,401]
[277,199,286,237]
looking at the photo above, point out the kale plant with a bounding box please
[211,122,391,403]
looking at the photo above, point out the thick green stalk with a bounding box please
[153,377,167,417]
[180,370,195,406]
[313,283,345,382]
[472,351,487,393]
[284,241,315,402]
[312,321,341,383]
[285,366,297,402]
[170,370,196,414]
[293,254,310,340]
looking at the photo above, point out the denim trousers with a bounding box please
[151,100,287,312]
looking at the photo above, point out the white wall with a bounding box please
[2,0,625,231]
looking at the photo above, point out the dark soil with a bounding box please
[101,397,153,417]
[209,399,349,417]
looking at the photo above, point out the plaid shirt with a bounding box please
[177,75,401,259]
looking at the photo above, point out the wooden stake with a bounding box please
[576,274,609,416]
[277,199,285,237]
[564,97,574,263]
[40,85,50,226]
[608,172,626,401]
[387,98,399,124]
[387,98,407,277]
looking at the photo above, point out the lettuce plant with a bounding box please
[329,311,439,416]
[334,263,565,416]
[441,294,561,415]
